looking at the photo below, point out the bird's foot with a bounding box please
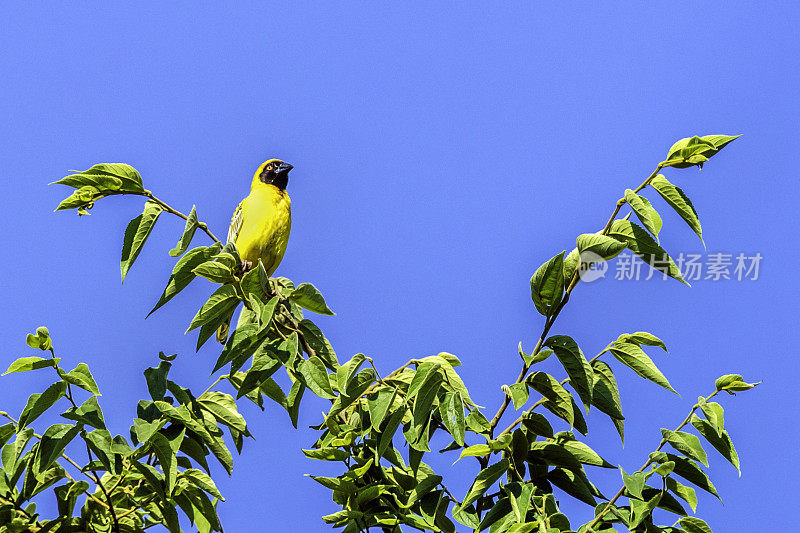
[239,260,254,274]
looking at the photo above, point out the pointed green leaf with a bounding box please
[299,356,335,399]
[666,477,697,512]
[530,251,565,316]
[290,283,335,315]
[121,200,163,283]
[506,382,529,410]
[661,429,708,466]
[691,415,740,474]
[621,467,645,499]
[149,243,222,316]
[609,341,677,394]
[438,392,466,446]
[544,335,594,408]
[18,382,66,429]
[665,134,740,168]
[3,357,57,375]
[576,233,627,261]
[187,284,240,332]
[698,398,725,436]
[192,261,235,284]
[549,467,597,506]
[62,363,100,395]
[624,189,662,240]
[527,372,574,427]
[591,360,624,421]
[298,319,339,370]
[680,516,713,533]
[608,220,687,284]
[169,205,199,257]
[650,175,703,244]
[461,459,509,508]
[616,331,667,352]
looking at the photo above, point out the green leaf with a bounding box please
[608,219,687,284]
[714,373,759,393]
[650,175,703,244]
[187,284,240,332]
[61,362,100,395]
[192,261,235,284]
[563,247,580,286]
[212,323,264,374]
[665,134,740,168]
[691,415,740,474]
[149,243,222,316]
[609,341,677,394]
[616,331,667,352]
[198,391,247,433]
[457,444,491,461]
[661,429,708,466]
[169,205,200,257]
[461,459,509,508]
[180,468,224,500]
[150,432,178,495]
[629,492,661,528]
[62,163,144,192]
[506,382,529,410]
[120,200,163,283]
[3,356,57,375]
[548,467,596,506]
[698,398,725,436]
[621,467,645,499]
[591,360,624,421]
[520,412,553,438]
[666,477,697,512]
[526,372,574,427]
[367,387,396,430]
[298,319,339,370]
[576,233,627,261]
[657,452,721,499]
[302,447,349,461]
[624,189,662,240]
[18,382,67,429]
[377,405,406,459]
[290,283,335,315]
[680,516,713,533]
[438,392,466,446]
[407,362,442,399]
[544,335,594,408]
[37,424,80,473]
[61,396,105,430]
[530,251,565,316]
[299,356,335,399]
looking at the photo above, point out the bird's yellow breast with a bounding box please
[234,185,291,275]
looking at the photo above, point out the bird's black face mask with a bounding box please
[259,160,293,190]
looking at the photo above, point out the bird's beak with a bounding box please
[276,162,293,174]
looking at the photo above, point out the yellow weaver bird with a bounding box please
[216,158,293,343]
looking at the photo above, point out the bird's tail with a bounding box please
[216,317,231,344]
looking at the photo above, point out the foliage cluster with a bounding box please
[0,136,757,532]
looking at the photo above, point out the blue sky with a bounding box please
[1,3,797,531]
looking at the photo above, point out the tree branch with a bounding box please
[585,388,720,530]
[488,163,665,437]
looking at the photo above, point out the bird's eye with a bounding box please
[267,165,273,171]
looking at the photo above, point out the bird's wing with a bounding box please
[227,200,245,244]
